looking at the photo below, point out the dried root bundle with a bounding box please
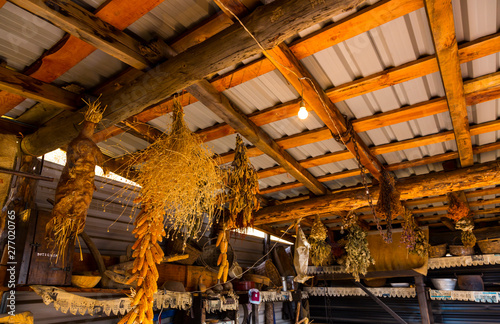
[226,135,260,229]
[46,99,105,263]
[119,208,165,324]
[309,216,332,266]
[131,100,225,241]
[83,97,105,124]
[447,192,469,222]
[342,211,374,281]
[456,217,476,247]
[400,209,429,258]
[375,171,403,242]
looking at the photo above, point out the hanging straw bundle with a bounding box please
[131,99,225,241]
[400,208,429,257]
[120,100,225,323]
[342,211,374,281]
[309,216,332,266]
[375,170,404,242]
[447,192,469,222]
[46,99,106,263]
[226,134,260,229]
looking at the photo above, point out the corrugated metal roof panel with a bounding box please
[98,132,150,158]
[125,0,219,42]
[0,2,65,71]
[54,49,126,88]
[4,98,36,118]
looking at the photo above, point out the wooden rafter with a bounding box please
[10,0,152,70]
[0,0,163,116]
[264,43,384,179]
[91,0,424,144]
[253,160,500,225]
[424,0,472,167]
[0,66,80,110]
[21,0,365,156]
[188,80,328,196]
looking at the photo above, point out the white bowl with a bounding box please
[431,278,457,290]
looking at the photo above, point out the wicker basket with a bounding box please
[164,237,202,265]
[477,238,500,254]
[199,238,235,273]
[254,259,281,287]
[449,245,474,256]
[429,244,447,258]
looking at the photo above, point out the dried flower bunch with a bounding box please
[456,217,476,247]
[226,135,260,229]
[342,211,374,281]
[309,216,332,266]
[130,99,225,241]
[400,209,429,258]
[447,192,469,221]
[375,170,403,243]
[46,99,106,263]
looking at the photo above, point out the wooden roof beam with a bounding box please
[21,0,365,156]
[188,80,328,196]
[264,43,384,179]
[424,0,472,167]
[0,66,81,110]
[91,0,423,143]
[10,0,152,70]
[254,160,500,225]
[0,0,164,116]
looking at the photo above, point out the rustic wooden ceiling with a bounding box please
[1,0,500,239]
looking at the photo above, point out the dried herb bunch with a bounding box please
[226,135,260,229]
[342,211,374,281]
[400,209,429,257]
[447,192,469,221]
[131,100,225,241]
[309,216,332,266]
[456,217,476,247]
[375,170,403,243]
[46,99,106,263]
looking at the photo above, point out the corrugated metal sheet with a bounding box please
[0,2,65,71]
[125,0,219,42]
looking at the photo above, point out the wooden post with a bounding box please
[263,233,274,324]
[415,276,434,324]
[252,303,259,324]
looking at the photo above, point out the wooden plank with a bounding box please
[385,152,458,171]
[254,160,500,225]
[188,79,328,195]
[0,0,163,116]
[0,66,80,110]
[424,0,472,167]
[10,0,151,70]
[22,0,365,156]
[265,43,384,179]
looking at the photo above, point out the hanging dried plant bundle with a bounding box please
[400,209,429,257]
[226,135,260,229]
[45,99,106,263]
[447,192,469,221]
[131,99,225,241]
[456,217,476,247]
[119,208,165,324]
[309,216,332,266]
[375,170,403,243]
[342,211,374,281]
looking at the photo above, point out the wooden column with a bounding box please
[415,276,434,324]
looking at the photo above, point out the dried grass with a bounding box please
[129,99,225,241]
[342,211,374,281]
[309,216,331,266]
[447,192,469,221]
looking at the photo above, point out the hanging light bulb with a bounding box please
[298,100,308,120]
